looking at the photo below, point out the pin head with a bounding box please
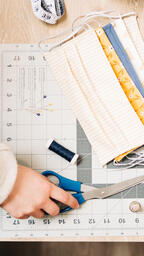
[129,201,142,213]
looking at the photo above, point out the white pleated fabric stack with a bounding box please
[45,29,144,166]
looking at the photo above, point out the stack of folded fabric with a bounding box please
[45,13,144,167]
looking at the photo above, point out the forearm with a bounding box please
[0,143,17,204]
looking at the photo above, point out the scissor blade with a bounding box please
[83,175,144,200]
[81,184,100,192]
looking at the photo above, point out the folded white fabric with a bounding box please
[0,143,17,204]
[114,17,144,87]
[45,29,144,166]
[124,16,144,66]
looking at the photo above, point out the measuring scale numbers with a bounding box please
[1,46,144,238]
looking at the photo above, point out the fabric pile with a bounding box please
[45,14,144,167]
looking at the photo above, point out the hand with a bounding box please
[1,165,79,219]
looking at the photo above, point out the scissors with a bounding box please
[42,170,144,213]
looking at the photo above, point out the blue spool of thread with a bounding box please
[46,138,79,165]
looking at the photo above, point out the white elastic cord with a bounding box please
[38,10,136,52]
[38,27,72,52]
[72,11,136,33]
[113,152,144,169]
[83,11,136,21]
[38,24,85,52]
[127,153,144,166]
[71,10,114,30]
[82,22,94,31]
[83,18,100,29]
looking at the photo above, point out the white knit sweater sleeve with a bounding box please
[0,143,17,204]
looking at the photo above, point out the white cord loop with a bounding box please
[113,151,144,169]
[38,10,136,52]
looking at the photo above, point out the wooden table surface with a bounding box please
[0,0,144,44]
[0,0,144,241]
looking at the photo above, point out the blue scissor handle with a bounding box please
[59,193,86,213]
[42,170,82,192]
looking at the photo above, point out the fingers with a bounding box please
[50,184,79,209]
[18,215,30,219]
[16,210,44,219]
[31,210,45,219]
[43,198,60,216]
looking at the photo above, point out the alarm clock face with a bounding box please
[31,0,65,24]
